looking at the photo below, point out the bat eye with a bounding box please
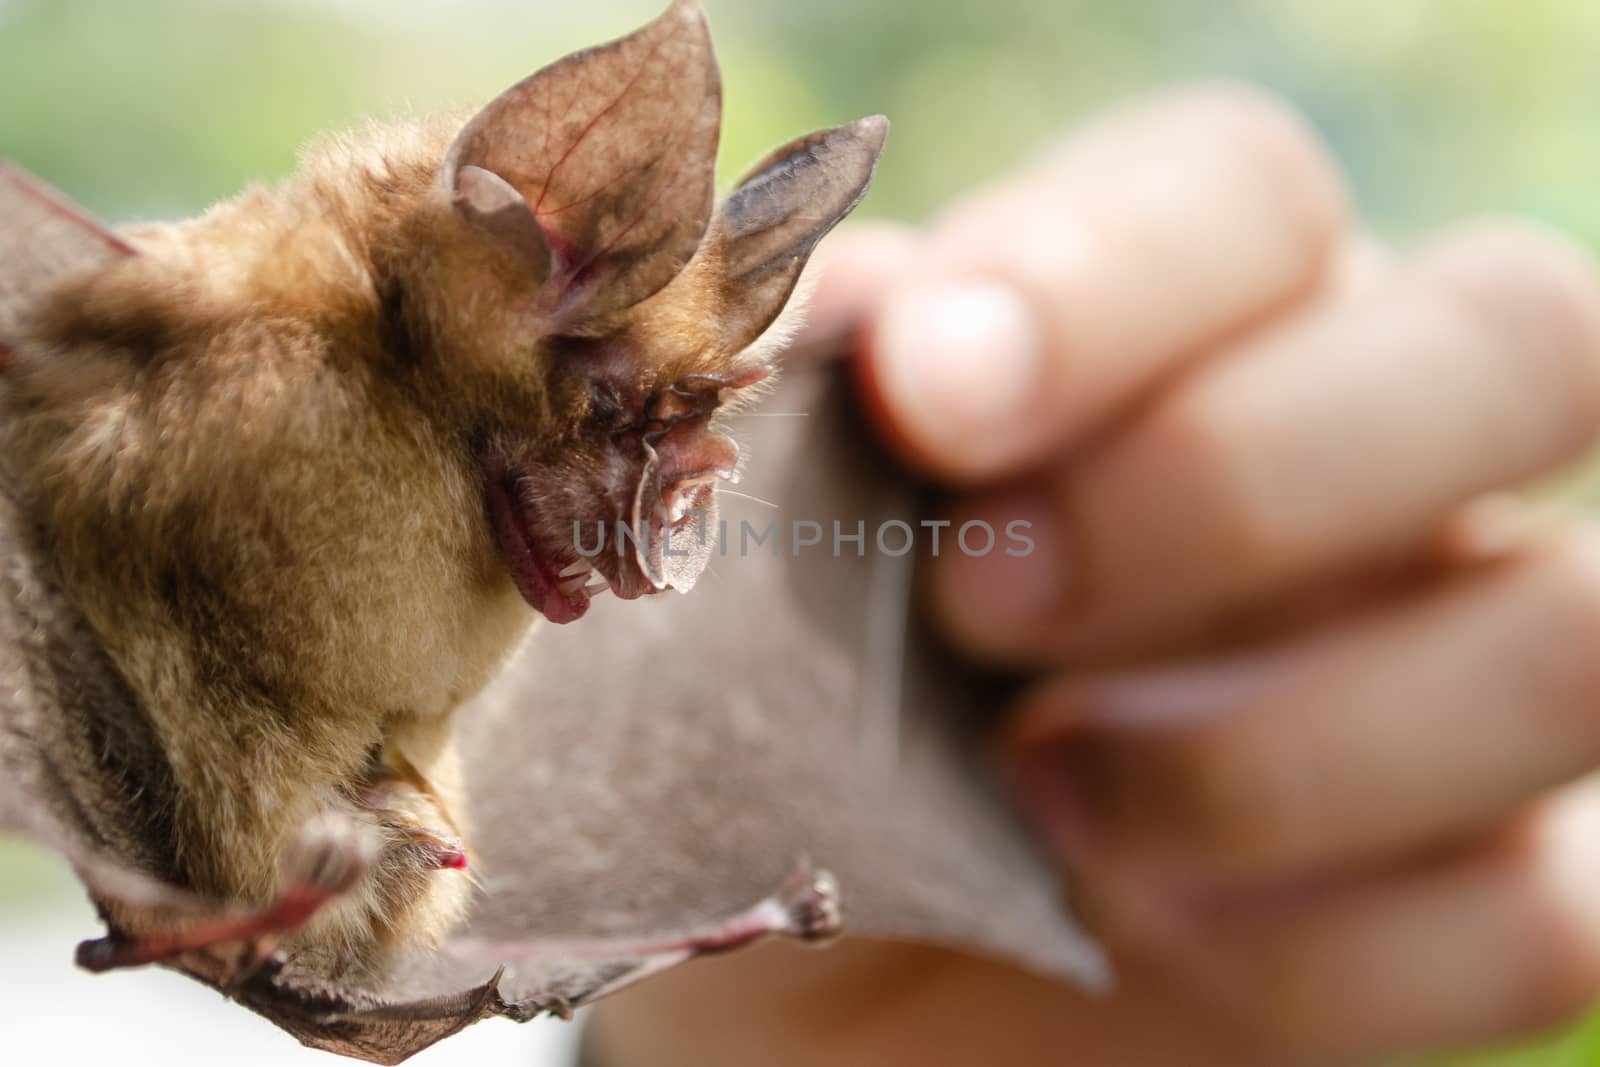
[588,384,626,427]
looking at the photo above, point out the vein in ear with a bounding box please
[440,0,721,328]
[705,114,890,355]
[0,159,138,358]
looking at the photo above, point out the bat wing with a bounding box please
[0,162,136,359]
[454,367,1106,991]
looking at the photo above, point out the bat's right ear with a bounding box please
[440,0,721,332]
[0,161,136,363]
[703,116,888,357]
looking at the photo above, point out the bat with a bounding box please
[0,2,1101,1061]
[2,0,881,976]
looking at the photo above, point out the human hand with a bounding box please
[588,83,1600,1067]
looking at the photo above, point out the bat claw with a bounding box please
[73,935,131,973]
[779,863,842,943]
[357,756,473,871]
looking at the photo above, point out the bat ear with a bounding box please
[706,116,888,356]
[0,161,136,364]
[441,0,721,330]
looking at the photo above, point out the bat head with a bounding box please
[390,0,886,623]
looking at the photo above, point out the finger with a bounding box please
[862,82,1347,481]
[1198,786,1600,1063]
[787,222,922,361]
[589,936,1257,1067]
[592,792,1600,1067]
[933,221,1600,664]
[1006,527,1600,886]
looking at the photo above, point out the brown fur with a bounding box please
[5,119,514,968]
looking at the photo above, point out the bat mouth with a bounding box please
[483,460,606,625]
[478,428,739,625]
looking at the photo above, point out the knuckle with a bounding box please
[1425,219,1600,313]
[1146,714,1297,871]
[1546,531,1600,634]
[1512,940,1600,1039]
[1239,934,1347,1060]
[1419,221,1600,447]
[1144,383,1307,580]
[1521,532,1600,727]
[1161,80,1348,247]
[1491,835,1600,1038]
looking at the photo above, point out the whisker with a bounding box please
[719,488,778,509]
[725,412,810,417]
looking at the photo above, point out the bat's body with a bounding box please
[0,0,884,978]
[5,118,525,969]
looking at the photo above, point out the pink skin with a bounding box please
[480,372,758,624]
[485,460,593,624]
[76,882,341,974]
[76,818,468,973]
[404,825,471,872]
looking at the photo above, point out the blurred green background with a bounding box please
[2,1,1598,1064]
[3,0,1597,241]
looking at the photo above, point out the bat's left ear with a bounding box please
[0,161,137,365]
[440,0,721,331]
[704,115,888,355]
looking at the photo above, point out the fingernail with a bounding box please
[1019,656,1296,734]
[931,491,1065,655]
[872,279,1044,475]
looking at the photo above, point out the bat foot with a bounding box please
[76,816,378,974]
[358,754,472,872]
[366,806,470,872]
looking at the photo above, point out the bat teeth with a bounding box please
[555,558,599,598]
